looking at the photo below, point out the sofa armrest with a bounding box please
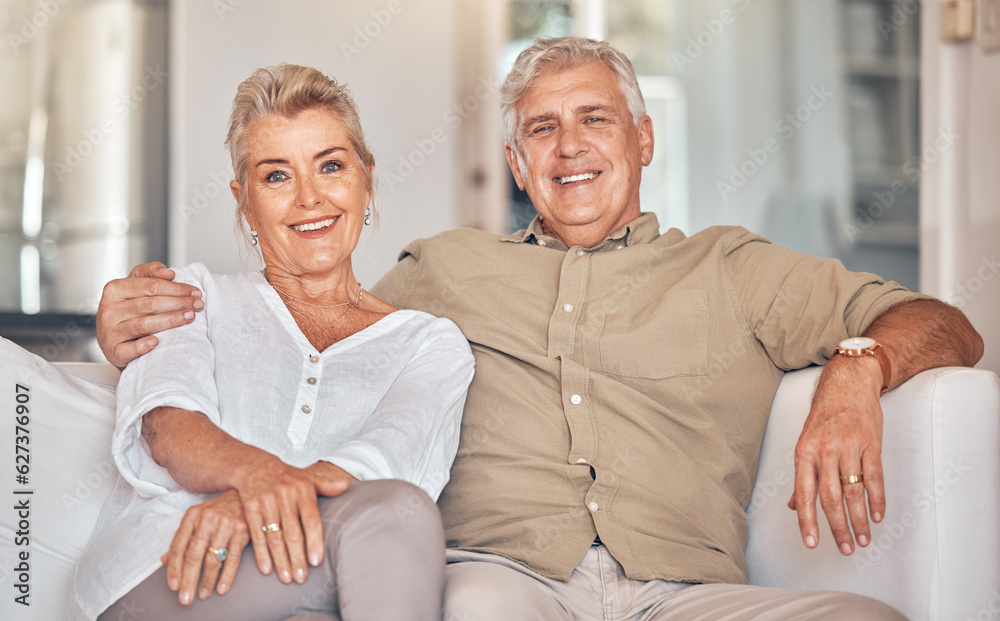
[55,362,121,388]
[0,348,121,620]
[746,366,1000,621]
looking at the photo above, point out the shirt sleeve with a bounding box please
[111,263,222,498]
[722,229,934,371]
[318,318,474,500]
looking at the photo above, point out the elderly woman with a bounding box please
[71,64,474,621]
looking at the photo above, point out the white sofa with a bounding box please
[1,340,998,620]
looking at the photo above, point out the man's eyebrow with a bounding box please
[522,113,558,129]
[577,104,616,116]
[521,105,618,130]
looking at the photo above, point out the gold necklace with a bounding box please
[272,284,356,308]
[278,284,364,325]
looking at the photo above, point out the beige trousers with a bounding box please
[98,479,445,621]
[444,545,909,621]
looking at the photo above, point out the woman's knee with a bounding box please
[320,479,442,541]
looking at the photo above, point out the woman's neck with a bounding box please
[263,264,360,307]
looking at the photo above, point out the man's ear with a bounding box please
[638,115,654,166]
[505,144,526,191]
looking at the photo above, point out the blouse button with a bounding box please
[563,303,573,312]
[576,458,587,464]
[570,394,582,405]
[301,405,312,414]
[309,355,320,363]
[577,249,585,256]
[588,502,599,512]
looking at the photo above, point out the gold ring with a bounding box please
[840,474,864,485]
[262,522,282,533]
[207,546,228,561]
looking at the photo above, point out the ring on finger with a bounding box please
[262,522,282,533]
[207,546,228,562]
[840,473,864,486]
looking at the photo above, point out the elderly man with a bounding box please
[97,37,981,619]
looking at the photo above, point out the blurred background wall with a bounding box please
[0,0,997,371]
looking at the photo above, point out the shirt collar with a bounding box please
[500,212,662,251]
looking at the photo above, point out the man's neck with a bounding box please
[541,213,639,249]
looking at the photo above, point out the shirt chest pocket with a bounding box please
[599,289,709,379]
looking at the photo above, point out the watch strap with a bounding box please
[834,342,892,395]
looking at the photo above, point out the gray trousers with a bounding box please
[444,545,909,621]
[99,479,444,621]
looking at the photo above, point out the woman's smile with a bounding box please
[289,215,339,234]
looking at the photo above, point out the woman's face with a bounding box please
[234,108,371,279]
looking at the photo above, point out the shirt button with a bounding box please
[301,404,312,414]
[576,249,585,256]
[307,377,317,385]
[570,394,582,405]
[537,239,546,246]
[563,303,573,312]
[309,355,320,363]
[588,502,599,512]
[576,458,587,464]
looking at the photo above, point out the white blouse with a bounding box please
[71,263,474,620]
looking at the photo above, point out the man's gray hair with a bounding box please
[500,36,646,152]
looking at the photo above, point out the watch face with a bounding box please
[840,337,877,351]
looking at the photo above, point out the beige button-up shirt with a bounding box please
[371,213,924,584]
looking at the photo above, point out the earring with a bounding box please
[251,230,258,246]
[364,208,371,226]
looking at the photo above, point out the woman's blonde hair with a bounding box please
[225,64,377,236]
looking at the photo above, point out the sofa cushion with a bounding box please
[0,338,119,620]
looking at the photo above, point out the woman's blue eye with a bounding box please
[322,161,342,173]
[265,171,287,183]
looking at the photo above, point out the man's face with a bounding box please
[506,61,653,247]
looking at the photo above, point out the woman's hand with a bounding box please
[162,489,249,605]
[233,457,352,586]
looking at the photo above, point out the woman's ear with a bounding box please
[232,180,255,229]
[365,162,375,206]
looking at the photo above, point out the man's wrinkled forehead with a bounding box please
[515,63,628,124]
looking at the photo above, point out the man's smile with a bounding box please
[554,171,601,185]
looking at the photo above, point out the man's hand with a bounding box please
[162,489,250,605]
[96,262,203,369]
[789,354,884,556]
[789,298,983,556]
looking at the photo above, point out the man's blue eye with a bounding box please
[266,171,287,182]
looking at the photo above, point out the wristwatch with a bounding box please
[834,337,892,395]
